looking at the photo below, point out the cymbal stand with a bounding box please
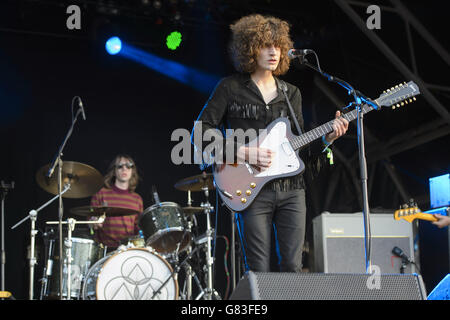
[200,185,220,300]
[46,215,104,299]
[183,190,194,300]
[11,184,71,300]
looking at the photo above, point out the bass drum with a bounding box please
[81,247,178,300]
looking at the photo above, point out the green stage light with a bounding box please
[166,31,182,50]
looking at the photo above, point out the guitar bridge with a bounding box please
[217,186,233,199]
[245,163,254,174]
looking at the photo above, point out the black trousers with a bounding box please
[239,188,306,272]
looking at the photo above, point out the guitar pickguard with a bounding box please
[254,121,300,177]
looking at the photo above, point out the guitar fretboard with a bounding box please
[290,103,375,151]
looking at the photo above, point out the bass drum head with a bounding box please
[82,248,178,300]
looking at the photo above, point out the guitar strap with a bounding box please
[278,80,303,135]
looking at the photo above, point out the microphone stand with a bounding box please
[297,54,378,273]
[44,97,84,299]
[1,181,14,298]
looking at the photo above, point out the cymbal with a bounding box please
[174,173,215,192]
[36,161,103,199]
[182,206,205,215]
[69,206,140,217]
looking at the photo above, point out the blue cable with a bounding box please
[235,213,250,272]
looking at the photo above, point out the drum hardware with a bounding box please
[174,172,221,300]
[151,244,201,300]
[198,180,220,300]
[11,183,71,300]
[38,230,55,300]
[36,145,102,301]
[45,215,104,299]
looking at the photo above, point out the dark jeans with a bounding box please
[239,188,306,272]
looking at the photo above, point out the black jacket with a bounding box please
[193,73,329,191]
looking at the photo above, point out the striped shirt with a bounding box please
[90,185,144,248]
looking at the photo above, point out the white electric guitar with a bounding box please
[213,81,421,212]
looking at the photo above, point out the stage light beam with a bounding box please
[106,39,220,95]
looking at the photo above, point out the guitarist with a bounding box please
[433,213,450,228]
[193,14,348,273]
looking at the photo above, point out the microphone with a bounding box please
[392,246,412,263]
[288,48,314,60]
[77,96,86,120]
[152,185,161,205]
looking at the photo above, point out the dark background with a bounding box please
[0,0,448,300]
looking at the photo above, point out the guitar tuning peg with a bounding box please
[400,102,404,106]
[413,97,416,101]
[409,98,413,103]
[404,100,409,104]
[391,87,395,91]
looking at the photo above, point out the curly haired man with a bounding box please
[193,14,348,272]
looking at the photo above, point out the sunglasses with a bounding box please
[116,163,134,169]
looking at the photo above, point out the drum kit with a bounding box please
[11,161,222,300]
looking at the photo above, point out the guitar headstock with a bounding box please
[375,81,420,109]
[394,203,437,223]
[394,206,421,222]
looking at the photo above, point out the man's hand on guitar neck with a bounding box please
[324,111,349,144]
[432,214,450,228]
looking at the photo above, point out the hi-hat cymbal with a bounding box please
[174,173,215,192]
[182,206,205,215]
[69,206,140,217]
[36,161,104,199]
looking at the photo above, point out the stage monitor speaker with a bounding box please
[312,212,416,273]
[229,271,427,300]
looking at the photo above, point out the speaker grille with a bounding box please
[230,272,427,300]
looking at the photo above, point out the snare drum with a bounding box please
[47,237,104,299]
[81,247,178,300]
[138,202,190,254]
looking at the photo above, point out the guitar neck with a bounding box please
[290,103,375,151]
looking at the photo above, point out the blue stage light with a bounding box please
[105,37,122,55]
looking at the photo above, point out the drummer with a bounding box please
[90,154,144,250]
